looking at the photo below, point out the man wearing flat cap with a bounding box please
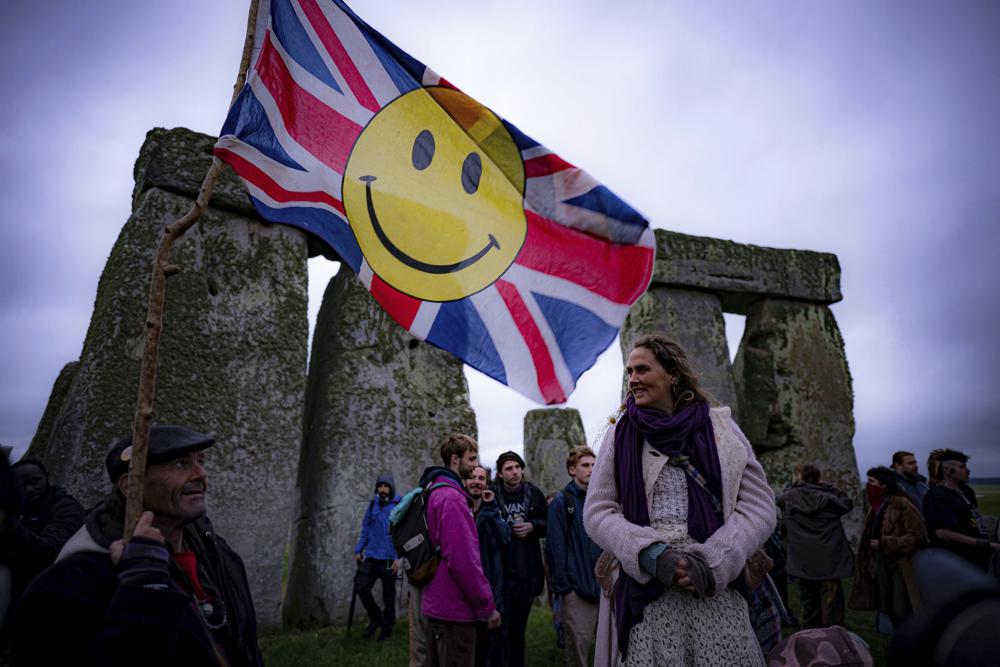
[11,424,262,666]
[493,450,547,667]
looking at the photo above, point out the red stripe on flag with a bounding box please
[370,274,421,330]
[214,147,346,215]
[298,0,381,113]
[257,34,362,174]
[524,154,575,178]
[494,280,567,404]
[516,211,654,305]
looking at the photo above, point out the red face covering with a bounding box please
[866,482,887,511]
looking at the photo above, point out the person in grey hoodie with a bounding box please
[776,464,854,629]
[353,473,401,641]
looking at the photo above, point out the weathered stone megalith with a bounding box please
[733,298,863,541]
[283,269,476,629]
[32,127,309,629]
[523,408,586,495]
[27,361,79,462]
[620,287,738,418]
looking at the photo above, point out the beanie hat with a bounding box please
[496,450,526,470]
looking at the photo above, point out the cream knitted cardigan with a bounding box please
[582,406,776,665]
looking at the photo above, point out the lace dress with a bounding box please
[620,465,764,667]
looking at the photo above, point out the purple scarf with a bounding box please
[612,396,724,659]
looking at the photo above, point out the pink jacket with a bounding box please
[421,471,497,622]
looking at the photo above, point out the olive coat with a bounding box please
[776,482,855,581]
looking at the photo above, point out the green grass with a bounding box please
[974,484,1000,516]
[263,591,889,666]
[262,605,562,667]
[261,621,410,666]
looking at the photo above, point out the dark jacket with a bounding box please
[474,498,511,614]
[355,473,401,561]
[895,473,930,513]
[0,485,84,605]
[776,482,855,580]
[495,481,547,597]
[11,491,262,666]
[923,484,991,570]
[546,481,601,602]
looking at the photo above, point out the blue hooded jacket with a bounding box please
[546,480,602,602]
[354,473,401,561]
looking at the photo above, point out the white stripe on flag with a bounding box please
[247,73,346,185]
[358,261,374,290]
[288,0,373,113]
[521,145,550,161]
[216,137,341,195]
[268,22,374,127]
[506,282,575,399]
[469,286,545,404]
[318,0,400,107]
[409,301,441,340]
[242,181,349,222]
[421,67,442,87]
[501,263,630,327]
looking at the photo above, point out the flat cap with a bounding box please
[106,424,214,483]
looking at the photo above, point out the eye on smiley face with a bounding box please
[343,87,526,302]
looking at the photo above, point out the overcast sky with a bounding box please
[2,1,998,479]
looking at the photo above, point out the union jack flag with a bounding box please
[215,0,654,404]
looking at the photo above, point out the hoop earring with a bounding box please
[672,388,695,412]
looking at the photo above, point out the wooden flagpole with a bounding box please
[124,0,261,539]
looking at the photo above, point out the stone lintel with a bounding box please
[132,127,347,264]
[651,230,842,311]
[131,127,257,217]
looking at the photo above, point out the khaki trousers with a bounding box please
[408,584,430,667]
[562,592,598,667]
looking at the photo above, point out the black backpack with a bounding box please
[389,482,448,586]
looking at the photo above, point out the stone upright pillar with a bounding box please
[733,298,863,541]
[33,127,309,629]
[27,361,79,462]
[620,287,738,417]
[523,408,586,495]
[283,269,476,629]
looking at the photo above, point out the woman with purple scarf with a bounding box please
[583,334,777,666]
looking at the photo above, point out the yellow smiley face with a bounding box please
[343,87,526,302]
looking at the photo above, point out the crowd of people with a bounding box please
[778,449,1000,644]
[1,333,998,666]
